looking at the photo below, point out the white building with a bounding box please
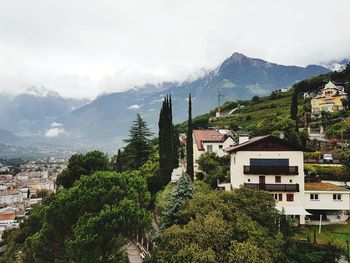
[225,135,308,224]
[224,135,350,225]
[304,182,350,223]
[193,129,235,170]
[0,190,24,205]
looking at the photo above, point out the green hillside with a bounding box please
[177,64,350,144]
[176,89,302,135]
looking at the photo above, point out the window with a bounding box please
[289,179,292,183]
[219,145,223,150]
[247,179,250,182]
[250,158,289,167]
[207,145,213,153]
[274,194,278,200]
[333,194,342,201]
[310,193,319,200]
[286,194,294,202]
[275,176,281,183]
[278,194,283,201]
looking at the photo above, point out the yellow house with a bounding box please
[311,81,347,114]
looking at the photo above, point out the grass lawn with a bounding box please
[296,222,350,252]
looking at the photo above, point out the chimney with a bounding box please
[238,135,249,144]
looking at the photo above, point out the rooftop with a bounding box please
[224,135,306,153]
[0,213,16,221]
[193,129,229,151]
[305,182,348,191]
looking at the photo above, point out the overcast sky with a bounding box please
[0,0,349,99]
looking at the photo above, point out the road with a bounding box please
[126,242,143,263]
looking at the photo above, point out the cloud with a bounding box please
[0,0,349,99]
[45,128,66,137]
[51,122,63,127]
[127,104,140,110]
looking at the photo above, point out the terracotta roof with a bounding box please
[0,190,20,196]
[0,213,16,221]
[224,135,307,153]
[305,182,349,191]
[193,130,229,151]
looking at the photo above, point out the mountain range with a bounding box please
[0,52,334,154]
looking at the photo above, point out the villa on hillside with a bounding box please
[311,80,347,116]
[223,135,350,225]
[192,129,235,170]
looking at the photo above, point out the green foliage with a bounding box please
[137,160,161,193]
[196,153,230,188]
[123,114,153,169]
[186,94,194,180]
[304,164,348,181]
[154,183,176,215]
[304,152,321,161]
[153,188,286,262]
[252,95,260,103]
[14,171,151,263]
[0,205,46,263]
[161,173,194,229]
[151,186,342,263]
[159,95,178,188]
[228,240,272,263]
[56,150,110,189]
[326,118,350,139]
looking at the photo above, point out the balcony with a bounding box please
[244,183,299,192]
[243,165,298,175]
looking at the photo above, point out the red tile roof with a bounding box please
[0,213,15,221]
[193,130,229,151]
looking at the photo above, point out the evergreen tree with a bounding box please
[115,149,123,172]
[173,125,180,168]
[161,173,194,229]
[186,94,194,180]
[124,114,153,169]
[159,96,174,187]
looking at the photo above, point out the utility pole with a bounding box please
[217,90,224,118]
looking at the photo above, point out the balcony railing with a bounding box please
[243,165,298,175]
[244,183,299,192]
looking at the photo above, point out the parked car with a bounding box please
[323,154,333,163]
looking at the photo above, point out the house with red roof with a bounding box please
[193,129,235,169]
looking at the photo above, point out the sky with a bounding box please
[0,0,349,99]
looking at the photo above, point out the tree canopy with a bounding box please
[123,114,153,169]
[56,150,110,189]
[3,171,151,263]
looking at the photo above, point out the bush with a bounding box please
[304,164,347,181]
[304,152,321,161]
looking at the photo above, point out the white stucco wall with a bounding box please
[304,191,350,210]
[230,151,305,210]
[193,136,234,170]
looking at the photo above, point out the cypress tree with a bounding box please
[115,149,123,172]
[173,125,180,168]
[186,94,194,180]
[159,96,173,186]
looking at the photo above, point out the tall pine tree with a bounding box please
[115,149,123,172]
[123,114,153,169]
[186,94,194,180]
[159,95,174,187]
